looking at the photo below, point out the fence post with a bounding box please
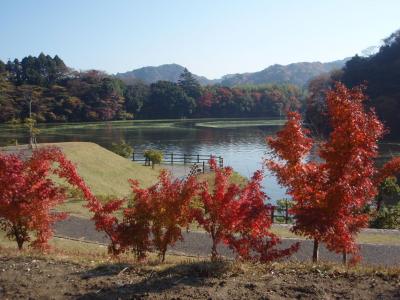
[202,161,205,173]
[271,206,275,223]
[171,153,173,165]
[184,154,186,164]
[197,154,200,163]
[285,201,289,224]
[132,152,135,161]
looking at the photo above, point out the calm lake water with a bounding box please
[1,118,400,202]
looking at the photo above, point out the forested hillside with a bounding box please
[306,29,400,138]
[0,56,304,123]
[115,64,216,85]
[219,59,348,87]
[116,60,347,87]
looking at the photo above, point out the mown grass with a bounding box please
[42,142,161,197]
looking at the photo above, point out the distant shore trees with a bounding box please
[0,54,304,123]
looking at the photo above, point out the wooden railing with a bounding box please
[132,152,223,172]
[270,204,293,224]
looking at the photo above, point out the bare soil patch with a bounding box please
[1,253,400,299]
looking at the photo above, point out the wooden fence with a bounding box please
[132,152,223,172]
[270,204,293,224]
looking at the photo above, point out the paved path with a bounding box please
[54,216,400,266]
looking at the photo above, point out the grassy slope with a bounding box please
[43,142,160,197]
[39,142,160,217]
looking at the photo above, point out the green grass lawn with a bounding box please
[43,142,160,197]
[40,142,164,217]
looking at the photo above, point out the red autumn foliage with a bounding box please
[267,82,400,262]
[225,170,299,262]
[193,158,241,260]
[194,158,298,261]
[119,194,152,260]
[122,170,199,261]
[0,147,76,250]
[36,146,125,255]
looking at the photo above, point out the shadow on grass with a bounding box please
[78,260,232,299]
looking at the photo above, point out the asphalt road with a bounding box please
[54,215,400,266]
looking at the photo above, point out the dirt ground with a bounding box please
[1,254,400,300]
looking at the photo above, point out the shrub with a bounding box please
[110,140,133,158]
[375,176,400,210]
[370,204,400,229]
[144,149,163,168]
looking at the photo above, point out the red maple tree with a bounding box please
[194,158,298,261]
[0,147,79,250]
[193,158,241,260]
[225,170,299,262]
[126,170,199,261]
[267,82,400,263]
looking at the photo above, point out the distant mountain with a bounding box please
[116,59,349,87]
[219,59,349,87]
[115,64,217,86]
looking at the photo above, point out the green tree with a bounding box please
[376,176,400,210]
[370,204,400,229]
[123,81,149,116]
[0,59,5,74]
[144,81,195,118]
[178,68,202,100]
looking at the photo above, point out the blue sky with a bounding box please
[1,0,399,78]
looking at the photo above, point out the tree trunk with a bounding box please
[211,241,218,261]
[342,250,347,264]
[161,250,166,263]
[312,239,319,262]
[211,231,218,261]
[16,236,24,250]
[13,226,24,250]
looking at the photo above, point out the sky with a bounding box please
[1,0,399,79]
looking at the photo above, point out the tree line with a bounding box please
[306,28,400,138]
[0,54,304,123]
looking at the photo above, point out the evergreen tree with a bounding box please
[178,68,202,100]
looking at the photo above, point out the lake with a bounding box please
[1,118,400,202]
